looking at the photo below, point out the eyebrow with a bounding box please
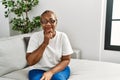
[42,18,56,20]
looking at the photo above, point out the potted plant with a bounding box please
[2,0,41,34]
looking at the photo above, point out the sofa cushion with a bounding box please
[2,68,30,80]
[0,77,16,80]
[1,66,38,80]
[1,59,88,80]
[0,36,27,76]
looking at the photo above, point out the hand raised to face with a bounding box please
[44,28,54,39]
[43,28,54,45]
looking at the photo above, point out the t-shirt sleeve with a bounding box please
[27,33,39,53]
[62,33,73,56]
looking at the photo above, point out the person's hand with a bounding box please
[43,28,53,45]
[40,71,54,80]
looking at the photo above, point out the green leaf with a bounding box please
[2,0,40,33]
[5,11,7,14]
[5,14,8,17]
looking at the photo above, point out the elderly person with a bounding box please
[26,10,73,80]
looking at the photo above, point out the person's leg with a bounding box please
[51,66,70,80]
[28,69,45,80]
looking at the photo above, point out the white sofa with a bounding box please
[1,33,120,80]
[0,33,80,80]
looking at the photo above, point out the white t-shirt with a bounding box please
[27,30,73,71]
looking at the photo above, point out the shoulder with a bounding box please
[56,31,67,37]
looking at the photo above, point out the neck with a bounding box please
[52,31,56,38]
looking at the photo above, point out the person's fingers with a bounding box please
[45,28,53,33]
[50,32,53,38]
[40,76,45,80]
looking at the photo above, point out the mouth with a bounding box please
[45,27,52,30]
[44,27,53,33]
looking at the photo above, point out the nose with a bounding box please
[46,21,51,25]
[44,24,51,29]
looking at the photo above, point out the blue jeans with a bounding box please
[28,66,70,80]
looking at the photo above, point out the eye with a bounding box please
[41,20,48,24]
[50,19,55,23]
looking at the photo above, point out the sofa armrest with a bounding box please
[71,49,81,59]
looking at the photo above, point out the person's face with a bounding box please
[41,13,57,33]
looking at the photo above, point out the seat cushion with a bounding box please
[69,59,120,80]
[2,68,29,80]
[1,59,88,80]
[2,66,35,80]
[3,59,120,80]
[0,77,16,80]
[0,36,27,76]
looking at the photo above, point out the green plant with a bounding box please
[2,0,41,33]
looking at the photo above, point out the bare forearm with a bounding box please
[27,30,53,66]
[26,43,47,66]
[50,56,71,74]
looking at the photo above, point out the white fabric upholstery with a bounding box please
[0,36,27,76]
[2,59,120,80]
[69,59,120,80]
[2,67,30,80]
[0,77,16,80]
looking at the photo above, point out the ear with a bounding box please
[56,19,58,24]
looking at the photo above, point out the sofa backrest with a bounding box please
[0,34,31,76]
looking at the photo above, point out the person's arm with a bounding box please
[26,30,52,66]
[26,42,47,66]
[40,55,71,80]
[50,55,71,74]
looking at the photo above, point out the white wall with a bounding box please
[34,0,102,60]
[0,2,10,37]
[38,0,120,62]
